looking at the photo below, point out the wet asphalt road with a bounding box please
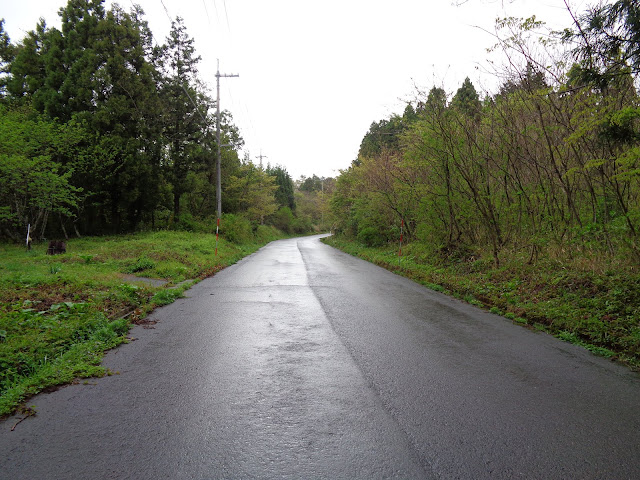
[1,234,639,479]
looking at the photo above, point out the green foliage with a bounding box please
[225,163,278,223]
[295,176,334,232]
[270,207,295,233]
[49,263,62,274]
[78,254,95,264]
[332,35,640,264]
[151,289,181,307]
[357,226,386,247]
[172,213,199,232]
[0,20,15,78]
[299,174,324,193]
[126,256,155,273]
[0,228,289,416]
[451,77,481,117]
[0,1,247,236]
[425,86,447,111]
[357,106,419,159]
[157,16,208,219]
[0,104,88,238]
[291,215,313,234]
[2,1,324,238]
[563,0,640,86]
[255,225,282,245]
[0,301,123,400]
[220,213,253,244]
[0,154,80,220]
[255,224,282,243]
[267,165,296,211]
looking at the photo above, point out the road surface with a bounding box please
[1,234,639,479]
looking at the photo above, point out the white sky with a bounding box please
[3,0,585,180]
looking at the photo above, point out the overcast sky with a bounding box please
[3,0,585,180]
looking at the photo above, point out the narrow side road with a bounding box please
[1,234,638,479]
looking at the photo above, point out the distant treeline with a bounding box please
[329,3,640,265]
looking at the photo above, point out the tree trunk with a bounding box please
[173,191,181,219]
[60,215,69,240]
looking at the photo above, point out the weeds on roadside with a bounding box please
[0,302,129,416]
[0,229,286,417]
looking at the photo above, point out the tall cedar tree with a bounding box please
[157,17,208,219]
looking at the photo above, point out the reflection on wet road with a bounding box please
[1,235,639,479]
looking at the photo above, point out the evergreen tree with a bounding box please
[425,86,447,112]
[5,20,49,102]
[4,0,164,233]
[0,0,244,234]
[267,165,295,211]
[564,0,640,87]
[157,16,208,219]
[499,62,547,96]
[451,77,481,117]
[89,3,163,231]
[52,0,106,120]
[0,19,16,96]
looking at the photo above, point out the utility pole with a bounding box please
[215,59,238,256]
[216,59,239,220]
[256,151,268,169]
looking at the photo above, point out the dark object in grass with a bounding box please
[47,240,67,255]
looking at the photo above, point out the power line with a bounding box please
[226,74,262,175]
[147,1,211,130]
[201,0,210,23]
[212,0,220,24]
[181,84,210,128]
[154,0,239,256]
[159,0,172,22]
[222,0,231,32]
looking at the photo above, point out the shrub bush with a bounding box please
[173,213,198,232]
[255,224,281,243]
[126,256,155,273]
[221,214,253,244]
[270,207,295,233]
[357,226,386,247]
[292,215,313,234]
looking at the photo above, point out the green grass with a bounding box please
[0,230,285,416]
[324,236,640,370]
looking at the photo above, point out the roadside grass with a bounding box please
[0,229,285,417]
[323,236,640,370]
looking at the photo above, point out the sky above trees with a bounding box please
[3,0,577,179]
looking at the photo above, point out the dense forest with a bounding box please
[330,1,640,267]
[0,0,330,241]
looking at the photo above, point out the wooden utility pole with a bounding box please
[216,59,239,220]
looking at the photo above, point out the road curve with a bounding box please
[1,234,639,479]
